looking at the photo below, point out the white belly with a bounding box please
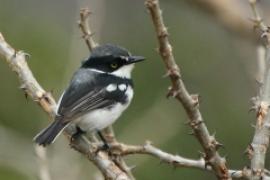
[75,86,133,132]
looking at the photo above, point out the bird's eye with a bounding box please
[110,63,118,69]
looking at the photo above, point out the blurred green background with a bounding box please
[0,0,269,179]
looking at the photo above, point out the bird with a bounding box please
[34,44,145,147]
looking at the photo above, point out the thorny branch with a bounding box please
[91,141,270,179]
[145,0,230,179]
[248,0,270,180]
[78,8,98,51]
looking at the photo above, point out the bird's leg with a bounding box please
[97,130,110,151]
[71,126,86,141]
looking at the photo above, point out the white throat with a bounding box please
[90,64,134,79]
[111,64,134,78]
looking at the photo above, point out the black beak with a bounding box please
[126,56,145,64]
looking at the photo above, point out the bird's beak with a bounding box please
[126,56,145,64]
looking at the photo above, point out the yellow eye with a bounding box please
[110,63,118,69]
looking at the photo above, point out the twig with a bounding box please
[34,145,51,180]
[93,141,270,179]
[109,141,209,169]
[0,32,130,180]
[78,8,98,51]
[102,127,136,180]
[248,1,270,180]
[145,0,230,179]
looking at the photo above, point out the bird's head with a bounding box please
[81,44,145,78]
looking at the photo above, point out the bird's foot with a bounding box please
[70,126,85,142]
[100,142,110,151]
[95,142,112,154]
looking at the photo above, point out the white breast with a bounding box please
[75,86,134,132]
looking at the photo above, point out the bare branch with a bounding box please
[248,1,270,180]
[69,136,130,180]
[0,32,130,180]
[144,0,230,179]
[249,0,269,35]
[102,127,136,180]
[78,8,98,51]
[0,34,56,117]
[93,141,270,179]
[109,141,208,169]
[34,145,51,180]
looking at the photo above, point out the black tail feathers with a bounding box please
[34,120,67,147]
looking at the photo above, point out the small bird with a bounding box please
[34,44,145,146]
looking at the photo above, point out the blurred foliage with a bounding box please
[0,0,265,179]
[0,166,27,180]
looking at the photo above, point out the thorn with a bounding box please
[13,50,18,58]
[171,161,178,170]
[166,86,179,98]
[145,140,153,146]
[215,142,225,150]
[249,107,256,113]
[188,130,195,136]
[49,89,54,95]
[159,159,165,165]
[244,144,254,159]
[189,120,204,129]
[172,91,179,98]
[81,32,95,40]
[166,86,173,98]
[23,92,28,99]
[23,52,31,60]
[127,165,136,171]
[80,7,92,17]
[183,120,189,125]
[162,71,170,78]
[212,131,216,138]
[19,84,27,90]
[191,94,200,107]
[255,79,263,87]
[248,144,254,151]
[261,32,268,38]
[198,151,206,158]
[19,84,28,99]
[250,96,258,103]
[89,32,95,37]
[208,134,221,150]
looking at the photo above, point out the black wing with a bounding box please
[56,68,129,122]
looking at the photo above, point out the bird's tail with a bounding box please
[34,119,68,147]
